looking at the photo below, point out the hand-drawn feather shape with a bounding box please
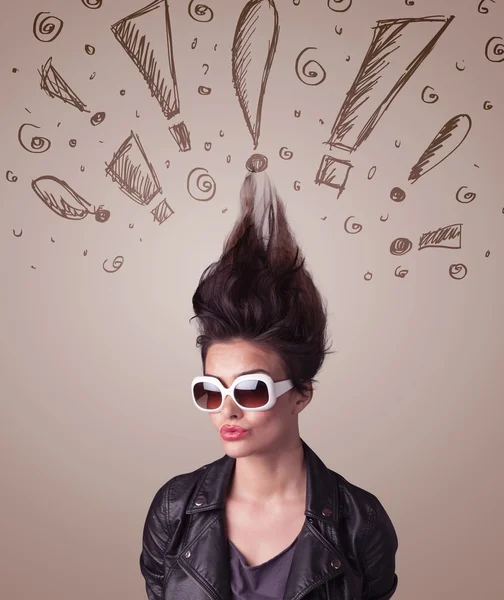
[232,0,279,149]
[409,114,472,182]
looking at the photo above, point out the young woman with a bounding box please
[140,161,399,600]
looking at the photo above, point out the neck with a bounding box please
[227,437,307,507]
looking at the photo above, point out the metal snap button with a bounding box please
[185,550,191,558]
[331,558,341,569]
[195,495,205,506]
[322,506,332,516]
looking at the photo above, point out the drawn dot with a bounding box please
[12,68,19,73]
[85,44,95,55]
[90,111,106,126]
[390,187,406,202]
[69,139,77,147]
[120,89,126,96]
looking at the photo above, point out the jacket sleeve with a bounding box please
[359,495,399,600]
[139,482,172,600]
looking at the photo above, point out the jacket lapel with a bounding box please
[179,438,350,600]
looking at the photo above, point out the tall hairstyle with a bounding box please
[190,169,333,396]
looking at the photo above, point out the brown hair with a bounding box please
[190,171,333,395]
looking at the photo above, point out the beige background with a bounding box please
[1,0,503,598]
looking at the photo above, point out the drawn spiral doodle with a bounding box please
[483,100,493,110]
[81,0,103,9]
[198,86,211,95]
[449,263,467,280]
[367,166,377,180]
[187,167,216,201]
[33,12,64,43]
[327,0,352,12]
[390,187,406,202]
[188,1,214,22]
[90,111,106,126]
[279,147,293,160]
[6,170,18,183]
[390,238,412,256]
[364,272,373,281]
[295,47,327,86]
[294,181,301,191]
[344,216,362,234]
[380,214,389,222]
[421,85,439,103]
[455,61,465,71]
[191,38,198,49]
[103,256,124,273]
[18,123,51,153]
[485,36,504,62]
[456,186,476,203]
[395,267,409,278]
[69,139,77,147]
[85,44,95,55]
[478,0,496,14]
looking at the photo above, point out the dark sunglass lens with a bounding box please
[193,382,222,410]
[234,379,269,408]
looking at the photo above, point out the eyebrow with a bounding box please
[203,368,271,383]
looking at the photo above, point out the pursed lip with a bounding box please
[220,425,248,434]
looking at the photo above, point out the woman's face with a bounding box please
[204,339,311,458]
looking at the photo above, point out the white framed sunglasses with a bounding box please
[191,373,294,412]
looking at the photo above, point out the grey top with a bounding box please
[228,536,299,600]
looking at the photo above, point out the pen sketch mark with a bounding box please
[246,153,268,172]
[33,12,64,43]
[85,44,95,55]
[319,119,324,125]
[456,186,476,203]
[106,130,161,205]
[449,263,467,280]
[405,0,414,5]
[293,0,300,5]
[316,15,454,197]
[344,216,362,234]
[111,0,190,151]
[421,85,439,103]
[279,147,293,160]
[18,123,51,153]
[80,166,85,172]
[198,86,211,95]
[136,109,140,117]
[214,43,217,51]
[456,60,465,71]
[83,249,88,256]
[327,0,352,12]
[219,130,224,137]
[192,37,198,49]
[81,0,102,9]
[483,100,493,110]
[129,223,135,228]
[390,238,412,255]
[321,216,327,221]
[32,176,110,222]
[90,111,106,126]
[294,109,301,117]
[419,223,462,250]
[103,256,124,273]
[69,139,77,147]
[314,155,352,197]
[409,114,472,183]
[205,142,212,151]
[165,160,170,168]
[364,272,373,281]
[151,198,175,224]
[187,167,216,201]
[395,140,401,148]
[335,26,343,35]
[485,36,504,62]
[169,122,191,151]
[367,166,376,179]
[227,154,231,163]
[395,266,408,278]
[485,250,490,257]
[345,55,351,62]
[39,58,89,112]
[6,170,18,183]
[202,63,210,74]
[188,1,214,22]
[13,229,23,237]
[90,71,96,79]
[120,89,126,95]
[51,237,55,243]
[12,68,19,73]
[232,0,279,150]
[295,47,327,86]
[478,0,495,14]
[380,214,389,222]
[390,187,406,202]
[222,208,228,213]
[294,181,301,190]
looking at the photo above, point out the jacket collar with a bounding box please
[178,438,349,600]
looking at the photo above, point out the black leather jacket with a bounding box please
[140,438,399,600]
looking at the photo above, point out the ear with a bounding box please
[292,383,313,414]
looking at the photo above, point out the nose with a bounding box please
[220,393,241,415]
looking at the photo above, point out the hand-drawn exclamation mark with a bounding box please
[111,0,191,151]
[315,14,455,197]
[232,0,280,173]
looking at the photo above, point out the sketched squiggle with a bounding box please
[367,166,377,180]
[18,123,51,153]
[33,12,63,42]
[279,147,293,160]
[295,47,326,86]
[81,0,103,9]
[327,0,352,12]
[456,186,476,203]
[344,216,362,234]
[6,170,18,183]
[188,1,214,22]
[103,256,124,273]
[485,36,504,62]
[395,266,409,278]
[478,0,496,14]
[449,263,467,280]
[187,167,216,201]
[85,44,95,55]
[90,112,106,126]
[421,85,439,103]
[390,238,412,256]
